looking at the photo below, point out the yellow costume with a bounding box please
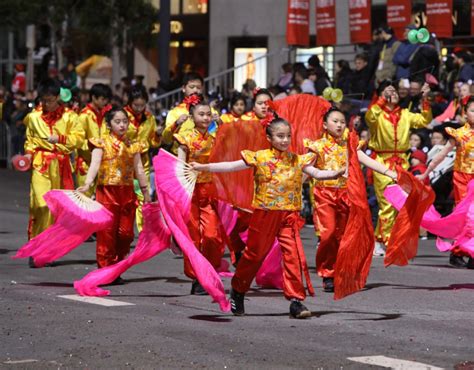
[162,102,218,154]
[241,148,315,211]
[76,104,108,196]
[221,112,243,124]
[24,106,84,239]
[365,97,432,242]
[124,105,160,231]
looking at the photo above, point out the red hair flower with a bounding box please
[260,111,275,129]
[184,94,201,111]
[252,87,261,97]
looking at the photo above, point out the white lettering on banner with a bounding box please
[426,2,450,15]
[317,0,334,6]
[349,0,367,9]
[290,0,309,10]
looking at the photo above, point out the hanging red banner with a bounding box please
[349,0,372,44]
[316,0,336,46]
[286,0,310,46]
[387,0,412,40]
[426,0,452,38]
[471,0,474,36]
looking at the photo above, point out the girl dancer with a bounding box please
[220,93,247,123]
[304,107,397,292]
[174,95,225,295]
[78,107,151,275]
[192,117,344,319]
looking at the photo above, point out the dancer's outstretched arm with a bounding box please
[303,165,346,180]
[357,150,397,180]
[191,160,249,173]
[77,148,103,193]
[417,140,455,181]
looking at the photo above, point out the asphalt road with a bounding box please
[0,169,473,369]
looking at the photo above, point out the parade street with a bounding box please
[0,169,473,369]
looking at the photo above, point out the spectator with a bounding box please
[288,86,302,96]
[393,25,419,80]
[453,50,474,84]
[350,53,373,99]
[11,64,26,94]
[367,28,384,79]
[433,82,470,125]
[407,77,425,113]
[375,26,400,85]
[9,92,29,154]
[409,37,440,80]
[398,78,410,109]
[334,60,352,94]
[277,63,293,91]
[294,66,316,95]
[308,55,331,94]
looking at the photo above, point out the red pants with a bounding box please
[184,183,225,279]
[231,209,314,301]
[95,185,137,268]
[228,210,252,254]
[313,187,350,278]
[452,171,474,257]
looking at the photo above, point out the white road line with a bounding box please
[58,294,135,307]
[348,356,444,369]
[3,359,38,364]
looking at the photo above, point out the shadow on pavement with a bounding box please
[125,276,188,284]
[49,259,97,267]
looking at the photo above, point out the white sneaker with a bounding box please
[373,242,386,256]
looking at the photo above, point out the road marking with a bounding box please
[348,356,444,369]
[3,359,38,364]
[58,294,135,307]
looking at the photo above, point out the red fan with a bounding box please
[268,94,331,154]
[11,154,31,171]
[209,119,270,210]
[13,190,113,267]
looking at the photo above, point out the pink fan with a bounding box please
[13,190,113,267]
[74,202,171,296]
[154,149,197,218]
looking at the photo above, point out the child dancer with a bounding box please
[76,83,112,196]
[220,93,247,123]
[162,72,204,154]
[124,85,161,231]
[418,96,474,268]
[174,95,225,295]
[24,78,84,241]
[78,107,151,275]
[304,108,397,292]
[192,118,344,318]
[365,81,431,255]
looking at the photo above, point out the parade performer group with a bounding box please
[14,71,474,319]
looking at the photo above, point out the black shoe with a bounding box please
[467,257,474,270]
[111,277,125,285]
[85,234,96,243]
[28,257,36,268]
[322,277,334,292]
[289,300,311,319]
[449,253,468,268]
[233,252,242,268]
[191,280,208,295]
[230,288,245,316]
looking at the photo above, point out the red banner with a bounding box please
[471,0,474,36]
[426,0,452,38]
[387,0,412,40]
[349,0,372,44]
[286,0,310,46]
[316,0,336,46]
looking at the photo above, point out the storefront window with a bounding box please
[233,48,267,91]
[183,0,208,14]
[296,46,334,80]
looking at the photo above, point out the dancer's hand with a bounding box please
[190,162,207,171]
[421,83,431,98]
[77,183,91,193]
[415,173,427,182]
[386,170,398,181]
[143,192,152,204]
[175,114,188,126]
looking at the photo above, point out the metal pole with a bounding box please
[158,0,171,87]
[26,25,35,91]
[7,31,14,86]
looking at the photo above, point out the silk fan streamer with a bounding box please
[154,149,197,221]
[268,94,331,155]
[385,180,474,257]
[333,132,375,300]
[74,203,171,296]
[152,155,230,312]
[384,170,435,267]
[13,190,112,267]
